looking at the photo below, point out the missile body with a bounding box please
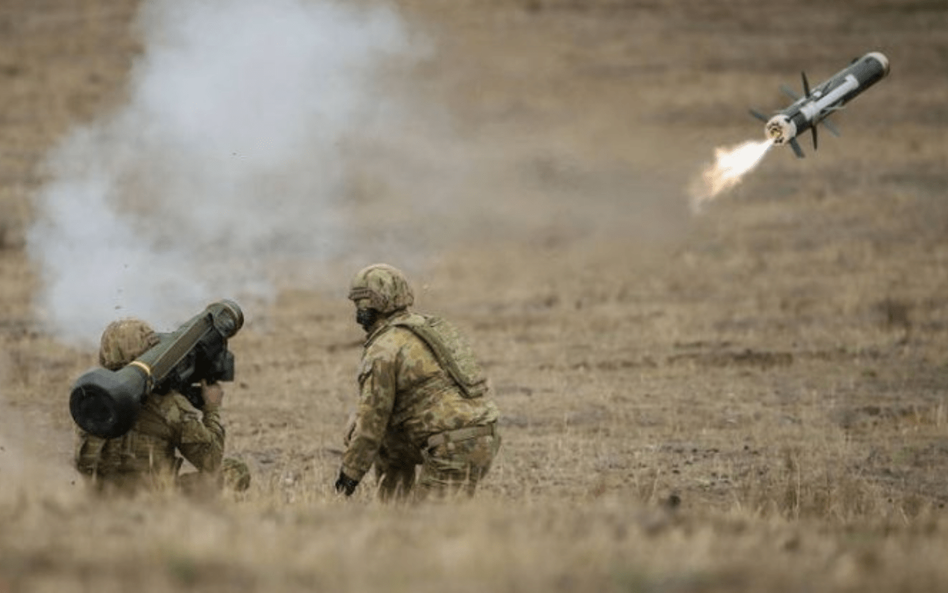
[752,52,890,157]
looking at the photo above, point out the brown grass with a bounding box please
[3,0,948,591]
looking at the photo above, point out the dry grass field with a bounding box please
[2,0,948,591]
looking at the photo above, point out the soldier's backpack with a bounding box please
[392,315,488,399]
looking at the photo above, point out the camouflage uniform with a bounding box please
[74,319,250,494]
[338,264,501,501]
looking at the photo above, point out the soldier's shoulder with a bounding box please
[367,323,421,352]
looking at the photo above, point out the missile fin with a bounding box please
[749,108,769,122]
[811,125,818,151]
[821,118,841,137]
[780,85,801,101]
[801,72,811,97]
[789,138,805,158]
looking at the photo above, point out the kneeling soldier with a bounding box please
[74,318,250,495]
[336,263,501,501]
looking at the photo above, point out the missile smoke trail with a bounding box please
[27,0,419,345]
[688,139,774,212]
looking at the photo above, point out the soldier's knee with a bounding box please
[221,458,251,492]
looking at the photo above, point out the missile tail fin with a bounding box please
[749,108,769,122]
[780,85,801,101]
[801,71,811,97]
[811,125,818,151]
[821,118,841,137]
[789,138,805,158]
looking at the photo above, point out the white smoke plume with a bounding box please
[27,0,422,344]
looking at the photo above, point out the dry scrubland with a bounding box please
[3,0,948,591]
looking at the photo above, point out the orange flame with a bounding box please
[689,139,774,211]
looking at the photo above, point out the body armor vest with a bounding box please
[392,314,488,399]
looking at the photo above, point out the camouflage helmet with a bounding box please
[348,263,414,315]
[98,318,160,370]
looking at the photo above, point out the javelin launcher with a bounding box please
[69,299,244,439]
[750,51,890,157]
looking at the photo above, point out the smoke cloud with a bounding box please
[28,0,423,344]
[28,0,688,347]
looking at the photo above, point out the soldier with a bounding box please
[74,318,250,494]
[335,263,501,501]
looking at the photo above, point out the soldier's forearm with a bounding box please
[201,409,225,440]
[180,413,225,473]
[180,442,224,473]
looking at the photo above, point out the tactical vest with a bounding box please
[392,314,488,399]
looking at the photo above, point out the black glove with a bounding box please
[334,470,359,497]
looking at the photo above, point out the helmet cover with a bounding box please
[348,263,414,315]
[98,318,159,370]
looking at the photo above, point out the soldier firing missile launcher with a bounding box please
[69,299,244,439]
[750,51,890,157]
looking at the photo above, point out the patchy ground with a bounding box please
[2,0,948,591]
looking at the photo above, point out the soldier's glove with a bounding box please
[334,471,359,497]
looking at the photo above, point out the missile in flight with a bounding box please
[750,51,890,157]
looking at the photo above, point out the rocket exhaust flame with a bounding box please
[688,52,887,212]
[689,138,774,211]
